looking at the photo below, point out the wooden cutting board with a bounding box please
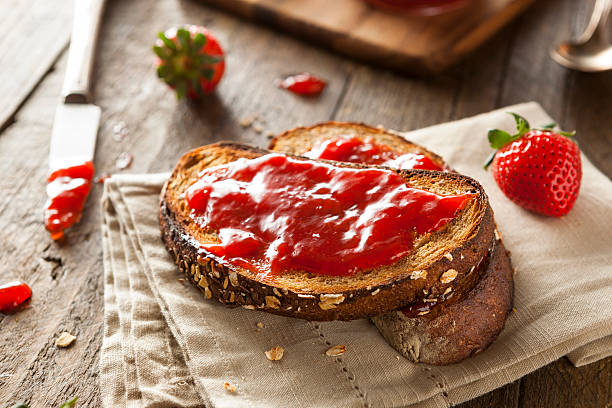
[197,0,534,73]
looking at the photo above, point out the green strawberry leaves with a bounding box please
[509,113,530,136]
[484,113,575,170]
[559,130,576,137]
[487,129,513,149]
[487,112,531,148]
[153,27,224,99]
[533,122,575,137]
[192,33,207,53]
[175,82,187,100]
[152,45,168,60]
[483,151,497,171]
[486,112,535,150]
[157,32,176,51]
[484,113,530,169]
[176,29,191,54]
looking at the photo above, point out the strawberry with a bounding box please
[153,25,225,99]
[484,113,582,217]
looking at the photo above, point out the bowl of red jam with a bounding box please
[364,0,471,16]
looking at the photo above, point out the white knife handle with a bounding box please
[62,0,107,104]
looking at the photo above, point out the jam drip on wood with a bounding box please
[186,154,473,278]
[0,281,32,313]
[304,136,444,171]
[277,73,326,96]
[44,161,95,241]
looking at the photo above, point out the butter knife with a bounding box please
[45,0,106,240]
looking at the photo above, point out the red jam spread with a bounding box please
[44,161,94,241]
[304,136,444,171]
[0,281,32,313]
[185,154,472,277]
[277,73,326,96]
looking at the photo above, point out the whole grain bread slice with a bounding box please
[373,236,514,365]
[268,121,447,169]
[160,142,495,321]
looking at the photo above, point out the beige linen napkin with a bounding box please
[99,102,612,408]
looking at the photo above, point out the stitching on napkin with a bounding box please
[420,365,451,407]
[308,322,371,407]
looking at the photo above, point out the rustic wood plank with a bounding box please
[197,0,535,73]
[518,357,612,408]
[564,70,612,177]
[456,381,521,408]
[334,64,457,129]
[0,0,609,406]
[0,0,72,131]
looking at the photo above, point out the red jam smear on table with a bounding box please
[304,136,444,171]
[185,154,472,277]
[277,73,326,96]
[44,161,95,241]
[0,281,32,313]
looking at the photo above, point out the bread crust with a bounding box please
[159,142,496,321]
[269,121,447,169]
[372,238,514,365]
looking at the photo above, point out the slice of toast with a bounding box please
[160,142,495,321]
[373,237,514,365]
[269,121,447,169]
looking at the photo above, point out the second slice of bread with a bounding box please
[373,237,514,365]
[269,121,447,169]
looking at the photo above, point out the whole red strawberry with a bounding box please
[153,25,225,99]
[484,113,582,217]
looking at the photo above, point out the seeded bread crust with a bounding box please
[159,142,495,321]
[268,121,447,169]
[372,237,514,365]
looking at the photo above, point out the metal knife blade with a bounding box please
[44,0,106,240]
[48,0,106,171]
[49,104,101,170]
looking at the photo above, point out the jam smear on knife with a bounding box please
[44,161,95,241]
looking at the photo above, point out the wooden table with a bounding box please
[0,0,610,406]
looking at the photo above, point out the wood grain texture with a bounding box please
[0,0,73,131]
[0,0,610,406]
[196,0,535,73]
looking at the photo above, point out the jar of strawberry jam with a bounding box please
[364,0,471,15]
